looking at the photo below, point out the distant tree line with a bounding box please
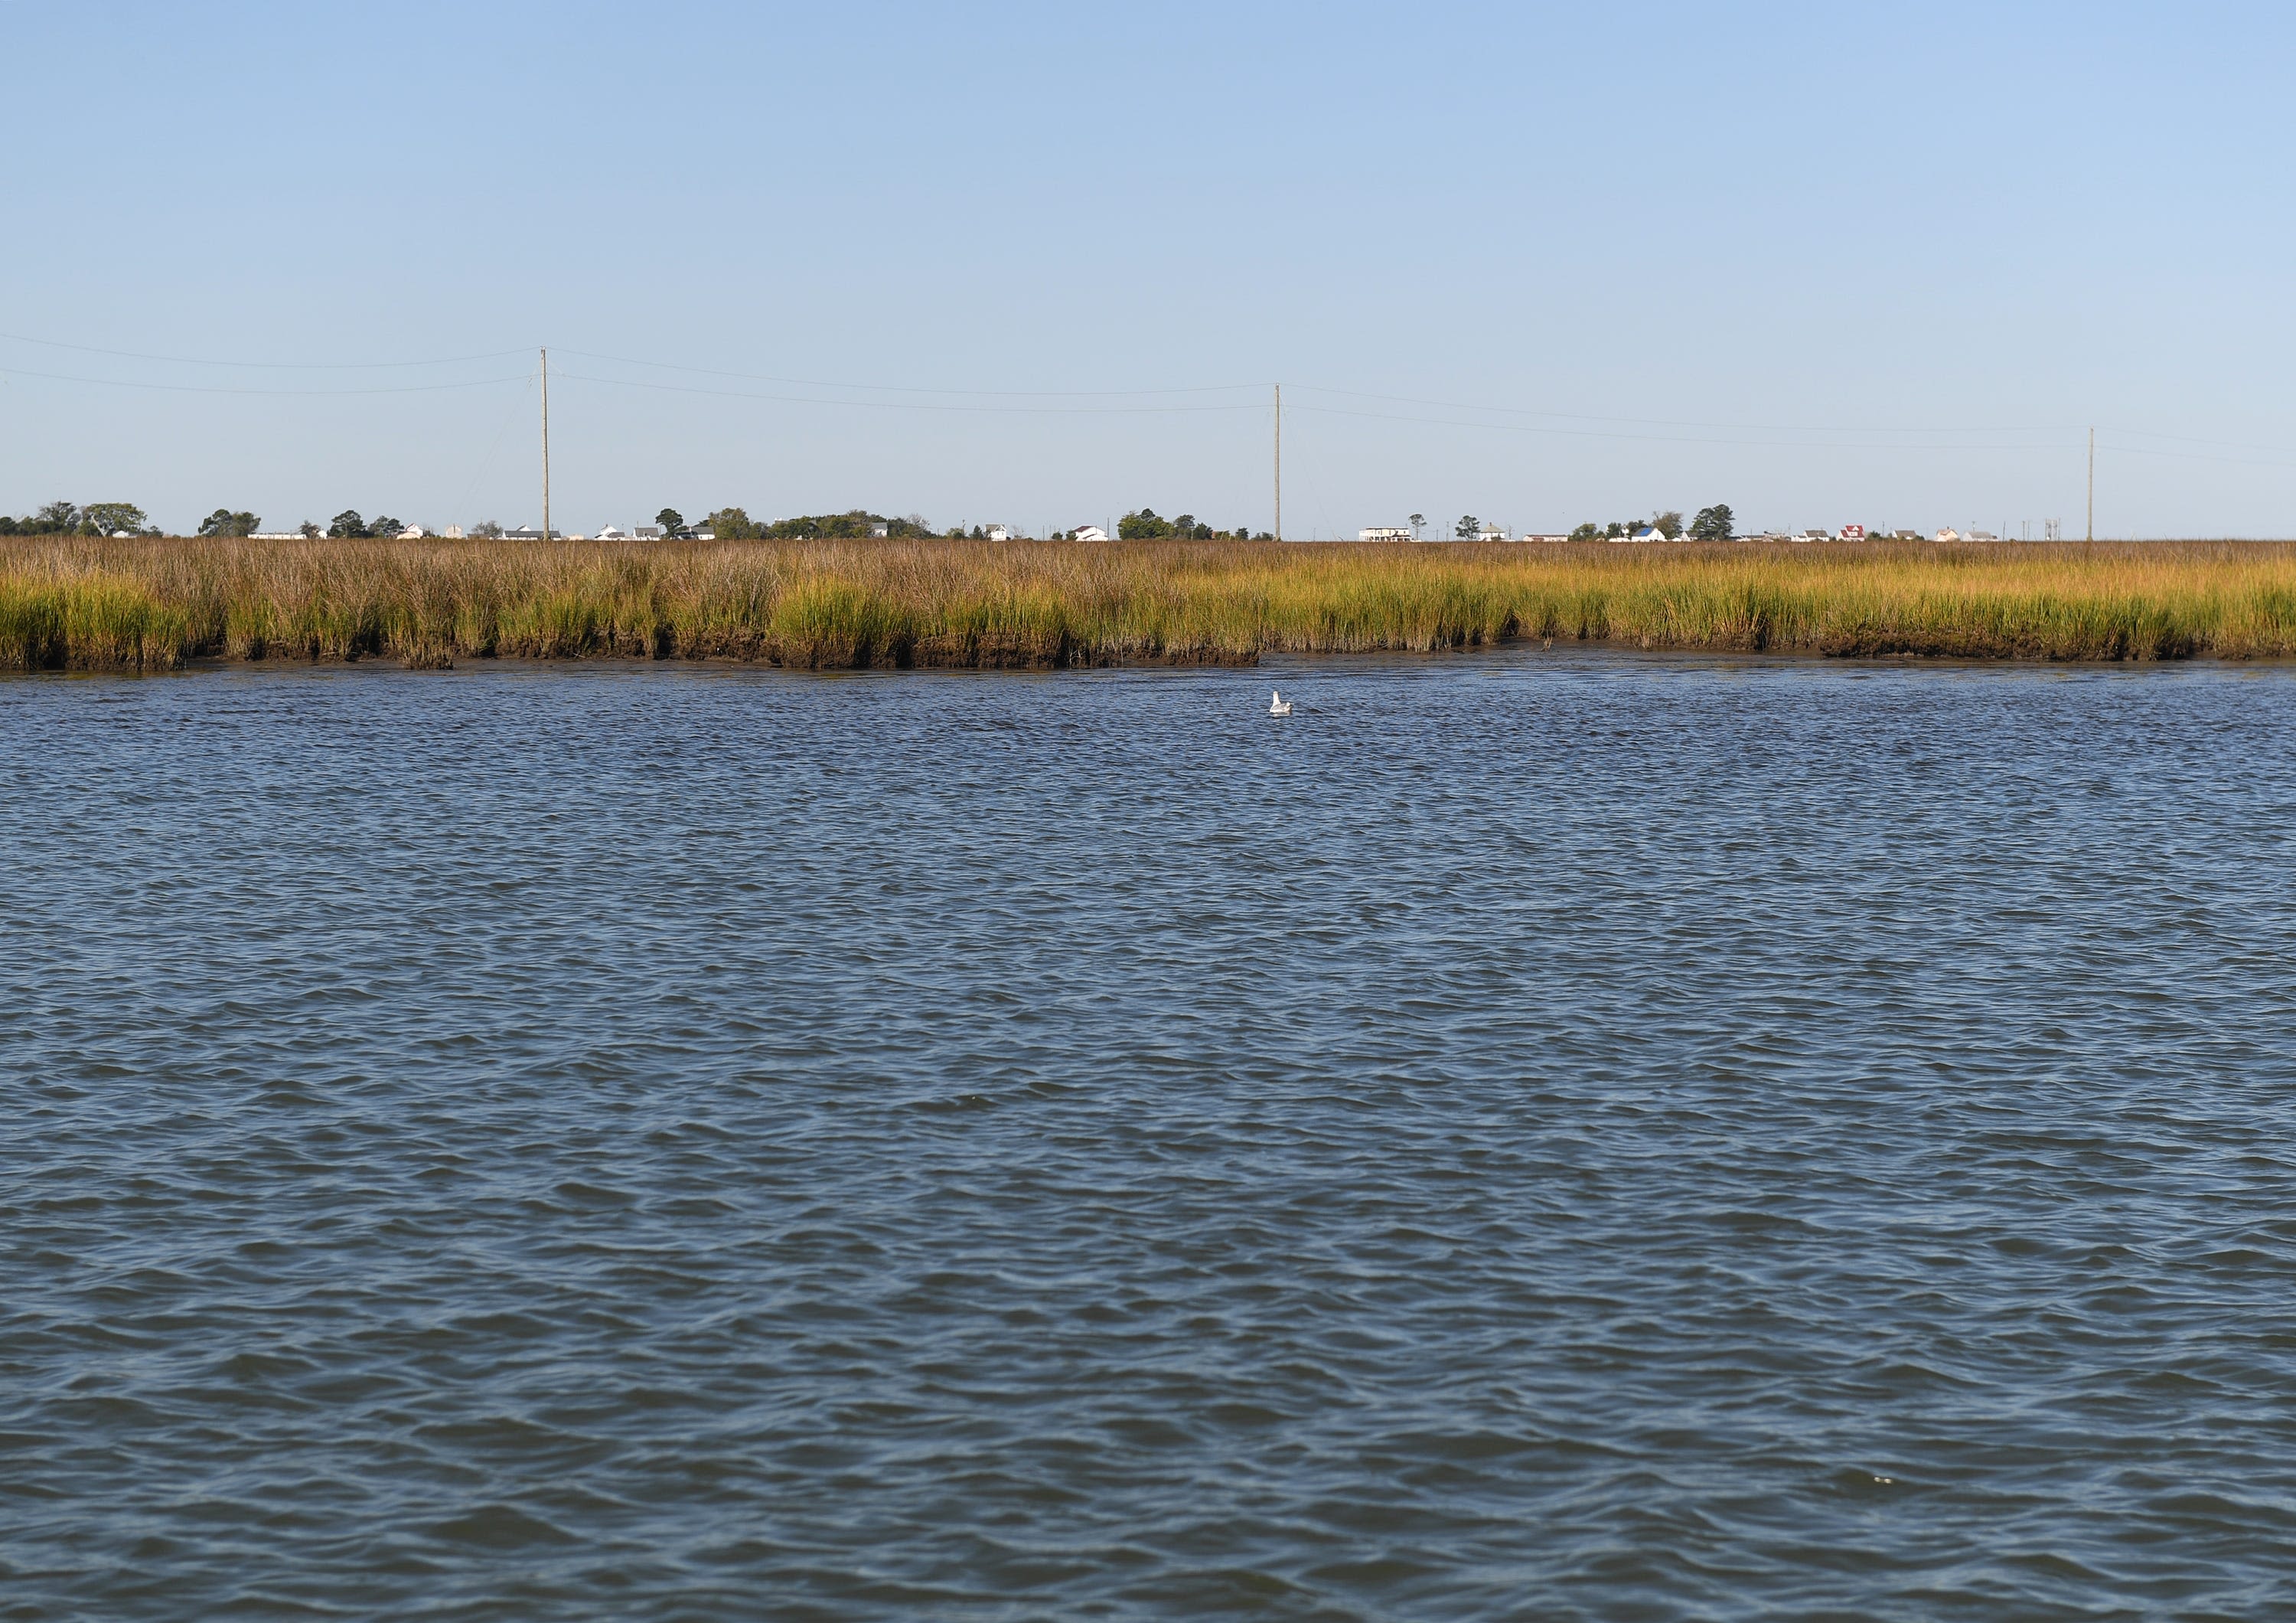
[0,501,158,537]
[1561,507,1733,541]
[325,510,408,538]
[652,507,941,540]
[197,509,260,537]
[1117,508,1267,541]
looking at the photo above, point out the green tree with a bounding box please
[197,508,259,537]
[469,520,504,539]
[1409,511,1425,539]
[1118,508,1176,540]
[327,511,367,538]
[372,515,404,537]
[83,502,152,535]
[1689,504,1735,540]
[655,508,688,537]
[1456,514,1479,539]
[1652,510,1684,539]
[1569,521,1602,540]
[705,507,759,540]
[1603,521,1625,539]
[298,521,321,538]
[35,501,81,533]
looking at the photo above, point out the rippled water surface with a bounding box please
[6,654,2296,1621]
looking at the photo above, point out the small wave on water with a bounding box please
[5,653,2296,1619]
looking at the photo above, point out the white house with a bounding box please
[1838,524,1867,541]
[1070,525,1109,542]
[442,525,466,539]
[502,526,545,540]
[870,521,890,537]
[1627,525,1667,542]
[1358,526,1414,542]
[396,525,429,539]
[1475,524,1511,543]
[987,524,1009,541]
[595,525,631,540]
[1521,533,1572,544]
[1933,527,1962,543]
[634,525,665,540]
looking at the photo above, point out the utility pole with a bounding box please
[2086,426,2094,543]
[1274,383,1282,543]
[540,348,553,543]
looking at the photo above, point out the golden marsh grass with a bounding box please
[4,534,2295,671]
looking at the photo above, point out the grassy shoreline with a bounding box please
[5,534,2296,672]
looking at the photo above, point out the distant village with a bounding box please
[1354,508,2054,544]
[0,499,2058,545]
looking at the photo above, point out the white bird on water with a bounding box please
[1269,689,1293,716]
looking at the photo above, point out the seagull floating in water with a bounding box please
[1269,689,1293,716]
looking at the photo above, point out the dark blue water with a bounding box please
[5,654,2296,1621]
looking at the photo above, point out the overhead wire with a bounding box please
[0,364,533,397]
[3,325,2294,465]
[552,369,1267,416]
[451,368,540,519]
[0,330,530,371]
[554,347,1267,400]
[1284,401,2083,453]
[1287,384,2086,439]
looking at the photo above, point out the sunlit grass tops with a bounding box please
[5,534,2294,671]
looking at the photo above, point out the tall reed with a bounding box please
[3,534,2294,671]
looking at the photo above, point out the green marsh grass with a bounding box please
[3,534,2294,671]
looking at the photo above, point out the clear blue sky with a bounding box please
[5,0,2291,537]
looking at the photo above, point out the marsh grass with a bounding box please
[4,534,2294,672]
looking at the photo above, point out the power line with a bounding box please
[552,346,1266,399]
[1290,384,2086,438]
[1284,401,2087,452]
[5,323,2296,465]
[0,330,530,371]
[551,369,1267,416]
[0,365,534,397]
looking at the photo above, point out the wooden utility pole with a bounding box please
[1274,383,1282,542]
[2086,426,2094,542]
[540,348,552,542]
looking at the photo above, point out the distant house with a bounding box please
[1838,524,1867,540]
[634,525,664,540]
[1801,529,1831,542]
[1521,533,1572,544]
[596,525,631,540]
[442,525,466,540]
[1968,530,2000,541]
[396,525,429,539]
[502,527,545,540]
[1475,524,1511,543]
[870,521,890,537]
[1358,526,1414,542]
[1933,527,1962,543]
[987,524,1009,541]
[1070,525,1109,542]
[1627,525,1667,542]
